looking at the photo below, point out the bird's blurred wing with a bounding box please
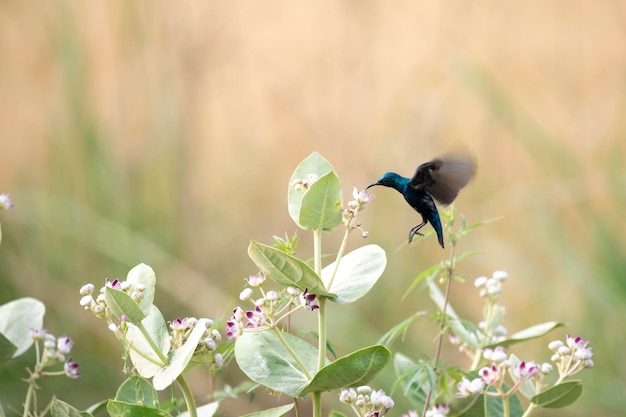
[409,154,476,205]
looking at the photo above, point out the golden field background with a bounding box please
[1,2,625,416]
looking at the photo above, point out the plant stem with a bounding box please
[177,375,197,417]
[421,243,457,417]
[312,228,324,417]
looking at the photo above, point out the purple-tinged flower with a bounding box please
[300,288,319,311]
[169,317,191,331]
[245,272,266,287]
[105,278,123,290]
[64,357,81,378]
[245,306,266,328]
[456,377,485,398]
[566,334,589,350]
[479,364,502,385]
[0,193,14,210]
[348,187,375,211]
[225,307,244,339]
[514,361,540,380]
[57,336,73,355]
[28,328,48,340]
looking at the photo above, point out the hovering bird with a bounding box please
[366,153,476,248]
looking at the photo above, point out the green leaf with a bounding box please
[127,305,170,378]
[484,321,566,349]
[298,171,343,231]
[321,244,386,304]
[107,400,170,417]
[377,312,423,347]
[105,288,146,324]
[125,264,157,314]
[328,412,348,417]
[288,152,338,228]
[404,263,441,300]
[0,297,45,359]
[531,380,583,408]
[235,331,320,397]
[392,354,428,410]
[50,398,92,417]
[239,404,295,417]
[299,345,390,396]
[153,318,207,390]
[0,332,17,364]
[248,241,335,297]
[115,376,158,407]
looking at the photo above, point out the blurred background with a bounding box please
[0,1,625,416]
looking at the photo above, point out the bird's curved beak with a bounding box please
[365,182,378,190]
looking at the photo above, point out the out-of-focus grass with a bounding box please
[0,2,625,415]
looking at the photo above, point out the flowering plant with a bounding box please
[0,153,593,417]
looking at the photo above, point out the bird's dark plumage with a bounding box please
[367,153,476,248]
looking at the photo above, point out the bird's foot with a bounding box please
[408,229,424,243]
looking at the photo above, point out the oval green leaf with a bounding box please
[50,398,88,417]
[299,345,390,396]
[0,297,45,359]
[484,321,566,349]
[107,400,170,417]
[321,244,386,304]
[115,375,158,407]
[235,331,320,398]
[531,380,583,408]
[288,152,338,228]
[298,171,343,232]
[248,241,335,297]
[105,288,146,324]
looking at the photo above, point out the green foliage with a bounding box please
[0,297,45,362]
[299,345,391,396]
[248,240,335,297]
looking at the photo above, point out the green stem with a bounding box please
[176,375,197,417]
[312,392,322,417]
[421,243,457,417]
[502,395,510,417]
[312,228,324,417]
[23,383,34,417]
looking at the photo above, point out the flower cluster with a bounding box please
[474,270,508,301]
[343,187,374,236]
[0,193,14,210]
[291,173,319,193]
[79,279,146,321]
[226,272,319,339]
[339,386,394,417]
[168,317,223,366]
[549,334,593,378]
[27,328,80,379]
[457,346,545,398]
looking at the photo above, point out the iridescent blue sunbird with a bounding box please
[366,153,476,248]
